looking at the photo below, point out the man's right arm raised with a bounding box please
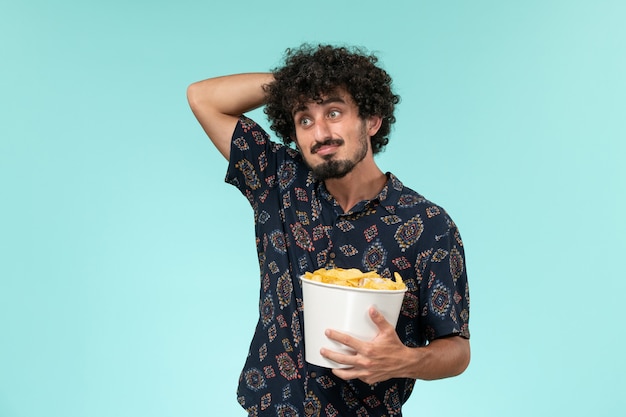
[187,73,275,160]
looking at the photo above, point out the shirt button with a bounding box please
[330,252,336,259]
[310,372,317,378]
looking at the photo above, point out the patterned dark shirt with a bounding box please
[226,117,470,417]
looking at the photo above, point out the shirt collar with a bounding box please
[316,172,405,215]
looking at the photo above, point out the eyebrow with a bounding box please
[292,95,347,116]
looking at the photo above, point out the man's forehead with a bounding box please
[291,88,353,115]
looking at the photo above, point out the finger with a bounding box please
[369,307,393,332]
[319,346,356,367]
[324,328,363,350]
[331,366,359,381]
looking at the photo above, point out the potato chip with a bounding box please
[303,267,406,290]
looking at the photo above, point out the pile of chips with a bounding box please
[303,267,406,290]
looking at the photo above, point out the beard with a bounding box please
[309,123,369,181]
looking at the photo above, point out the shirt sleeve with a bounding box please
[226,116,307,208]
[418,214,470,341]
[225,116,277,204]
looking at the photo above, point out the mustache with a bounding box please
[311,139,344,154]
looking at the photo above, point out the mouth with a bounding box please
[311,139,344,156]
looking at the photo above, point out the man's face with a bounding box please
[292,90,378,180]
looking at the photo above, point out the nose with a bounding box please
[313,118,332,142]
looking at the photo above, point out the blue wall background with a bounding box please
[1,1,625,416]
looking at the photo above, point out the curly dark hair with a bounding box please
[263,44,400,154]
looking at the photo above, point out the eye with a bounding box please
[298,116,312,127]
[328,110,341,119]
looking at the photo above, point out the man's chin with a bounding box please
[311,160,354,181]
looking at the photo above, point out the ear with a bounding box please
[366,116,383,136]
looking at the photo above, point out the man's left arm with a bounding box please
[321,307,470,385]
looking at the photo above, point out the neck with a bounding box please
[323,161,387,212]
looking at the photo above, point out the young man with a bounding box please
[187,44,470,417]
